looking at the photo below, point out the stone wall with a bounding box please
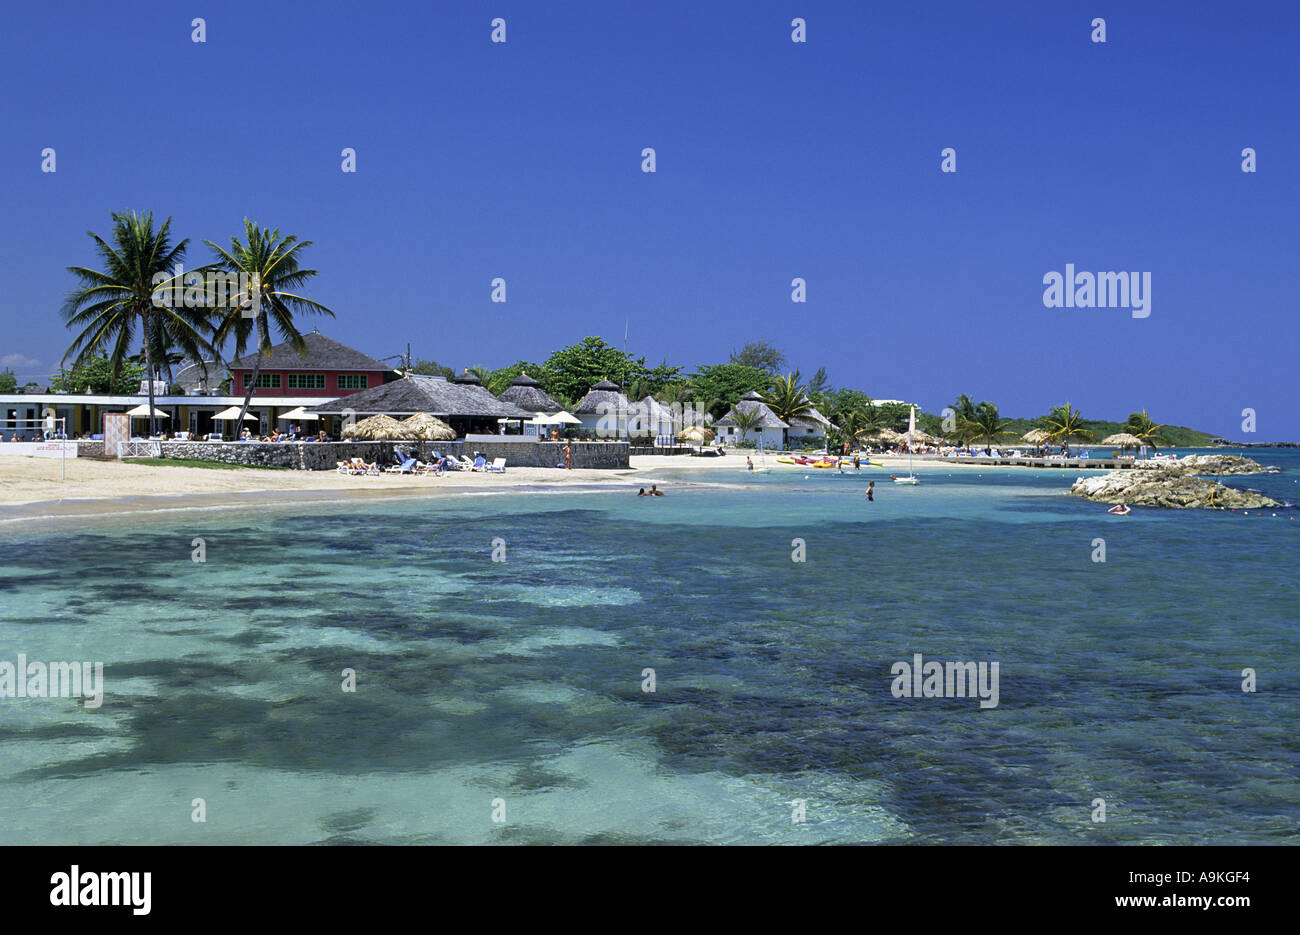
[122,439,631,471]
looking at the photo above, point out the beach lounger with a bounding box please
[486,458,506,473]
[458,455,478,471]
[471,455,488,472]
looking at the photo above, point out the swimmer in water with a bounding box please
[866,481,874,501]
[637,488,647,496]
[1107,503,1131,515]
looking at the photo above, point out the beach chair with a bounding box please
[471,455,488,471]
[458,455,478,471]
[486,457,506,473]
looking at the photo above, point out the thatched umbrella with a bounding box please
[1022,428,1051,445]
[677,425,714,452]
[1101,432,1144,456]
[401,412,456,441]
[342,414,409,440]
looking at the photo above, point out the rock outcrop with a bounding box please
[1070,466,1280,510]
[1133,454,1277,476]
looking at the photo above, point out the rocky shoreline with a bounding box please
[1071,455,1282,509]
[1133,454,1279,476]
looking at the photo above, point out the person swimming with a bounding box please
[866,481,875,501]
[637,488,647,496]
[1107,503,1131,515]
[650,484,664,496]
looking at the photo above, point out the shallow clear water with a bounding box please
[1,449,1296,844]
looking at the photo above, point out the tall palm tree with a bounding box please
[1125,409,1171,454]
[1041,403,1098,448]
[763,372,815,449]
[61,211,211,437]
[968,401,1015,449]
[951,393,979,422]
[208,220,335,429]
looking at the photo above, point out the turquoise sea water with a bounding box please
[1,448,1296,844]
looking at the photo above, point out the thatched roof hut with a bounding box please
[312,375,531,420]
[713,391,788,430]
[342,415,410,440]
[451,369,482,385]
[401,412,457,441]
[1022,428,1052,445]
[498,372,563,414]
[574,379,628,415]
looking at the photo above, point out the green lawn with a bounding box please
[125,457,292,471]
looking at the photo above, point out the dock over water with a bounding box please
[913,455,1148,470]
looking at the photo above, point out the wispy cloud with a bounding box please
[0,353,41,371]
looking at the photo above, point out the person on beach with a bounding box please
[746,456,753,472]
[853,454,860,471]
[564,442,572,470]
[1107,503,1131,515]
[866,481,875,501]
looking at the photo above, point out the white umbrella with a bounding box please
[126,405,169,418]
[550,410,581,425]
[279,407,320,421]
[213,406,258,421]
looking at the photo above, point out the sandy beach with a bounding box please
[0,450,974,519]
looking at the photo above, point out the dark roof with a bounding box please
[715,395,788,429]
[310,375,532,418]
[499,382,564,414]
[451,370,482,385]
[228,332,393,372]
[173,359,220,389]
[509,372,540,387]
[575,385,629,415]
[788,406,834,430]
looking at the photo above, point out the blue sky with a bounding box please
[1,0,1296,438]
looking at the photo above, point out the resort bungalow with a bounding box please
[310,372,533,437]
[787,407,835,446]
[574,380,631,439]
[228,331,399,401]
[714,391,788,450]
[0,332,402,440]
[497,372,563,415]
[628,395,678,444]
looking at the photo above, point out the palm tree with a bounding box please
[763,372,815,449]
[208,220,335,429]
[61,211,211,437]
[1125,409,1171,454]
[728,407,762,446]
[968,401,1015,449]
[1041,403,1098,449]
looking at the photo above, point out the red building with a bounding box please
[228,332,398,398]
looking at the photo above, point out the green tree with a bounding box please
[1125,409,1172,454]
[967,401,1015,448]
[730,340,786,373]
[49,357,147,394]
[1041,403,1098,446]
[0,369,16,393]
[409,358,455,379]
[728,407,762,445]
[687,363,771,419]
[542,337,648,404]
[763,372,815,449]
[61,211,209,435]
[207,220,335,429]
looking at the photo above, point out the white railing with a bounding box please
[117,441,163,459]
